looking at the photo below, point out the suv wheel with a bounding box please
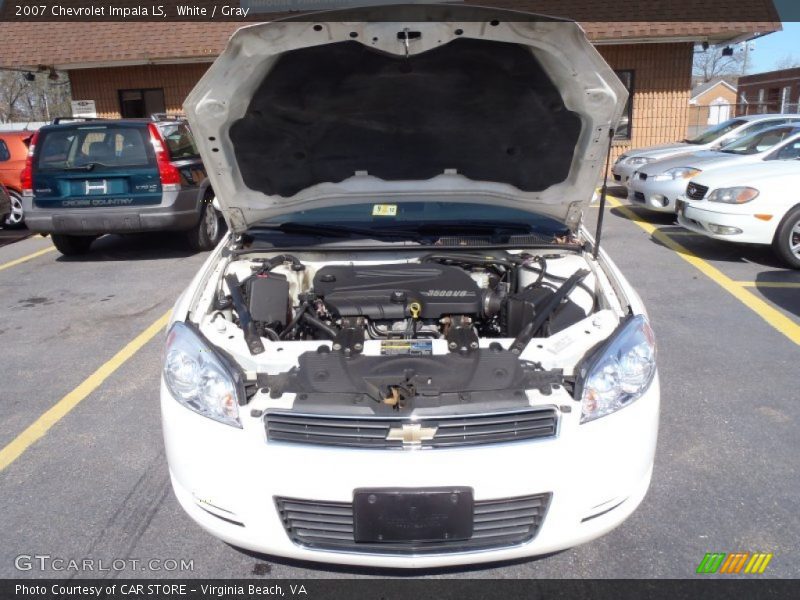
[187,200,225,251]
[4,191,25,229]
[772,206,800,269]
[51,234,97,256]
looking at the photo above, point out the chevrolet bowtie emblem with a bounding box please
[386,423,438,446]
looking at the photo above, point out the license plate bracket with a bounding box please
[353,487,473,543]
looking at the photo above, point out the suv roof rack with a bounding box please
[52,117,107,124]
[151,113,186,122]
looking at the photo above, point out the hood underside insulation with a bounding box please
[230,38,582,197]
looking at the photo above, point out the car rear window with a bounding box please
[36,126,153,170]
[0,140,9,162]
[158,122,199,160]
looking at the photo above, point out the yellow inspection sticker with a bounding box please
[372,204,398,216]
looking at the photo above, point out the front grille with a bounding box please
[265,407,558,449]
[633,191,645,201]
[686,182,708,200]
[275,493,551,554]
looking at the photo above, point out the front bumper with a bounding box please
[628,175,686,213]
[22,190,201,235]
[677,203,777,244]
[161,375,660,568]
[611,162,637,186]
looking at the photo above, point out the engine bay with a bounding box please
[190,248,626,413]
[217,252,596,355]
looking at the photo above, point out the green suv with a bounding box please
[22,115,224,255]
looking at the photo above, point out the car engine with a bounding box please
[222,253,593,354]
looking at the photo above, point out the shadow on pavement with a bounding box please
[609,205,788,269]
[0,226,32,248]
[229,544,567,578]
[55,232,201,262]
[609,205,677,227]
[753,271,800,319]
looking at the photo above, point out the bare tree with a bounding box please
[773,54,800,70]
[693,45,746,83]
[0,70,72,124]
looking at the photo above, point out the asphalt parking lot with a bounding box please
[0,198,797,579]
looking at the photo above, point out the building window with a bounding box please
[757,88,766,113]
[119,88,166,119]
[614,70,634,140]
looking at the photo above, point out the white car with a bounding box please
[611,114,800,186]
[161,7,660,569]
[629,124,800,213]
[677,158,800,268]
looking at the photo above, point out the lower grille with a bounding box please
[275,493,550,554]
[265,407,558,449]
[633,191,645,201]
[638,172,648,180]
[686,182,708,200]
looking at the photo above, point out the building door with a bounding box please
[708,98,730,125]
[119,88,166,118]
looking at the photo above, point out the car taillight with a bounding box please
[147,123,181,191]
[21,131,39,197]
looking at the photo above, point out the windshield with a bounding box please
[718,126,798,156]
[36,125,153,169]
[252,202,568,237]
[685,119,747,145]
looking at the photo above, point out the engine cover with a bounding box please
[313,264,482,319]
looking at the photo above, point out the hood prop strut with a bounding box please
[592,127,615,260]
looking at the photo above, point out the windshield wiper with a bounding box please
[60,163,97,171]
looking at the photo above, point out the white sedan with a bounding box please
[629,124,800,213]
[677,158,800,268]
[161,8,660,569]
[611,114,800,187]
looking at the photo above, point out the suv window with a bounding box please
[0,140,9,162]
[37,126,153,169]
[158,123,199,160]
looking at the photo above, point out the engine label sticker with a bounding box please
[372,204,398,216]
[380,340,433,355]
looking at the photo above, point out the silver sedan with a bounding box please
[628,124,800,213]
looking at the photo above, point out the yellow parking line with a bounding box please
[0,309,172,472]
[607,197,800,346]
[0,245,55,272]
[661,230,704,236]
[736,281,800,289]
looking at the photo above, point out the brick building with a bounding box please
[737,67,800,114]
[0,1,781,162]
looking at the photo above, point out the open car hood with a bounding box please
[184,5,628,233]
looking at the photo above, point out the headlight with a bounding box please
[577,315,656,424]
[707,186,759,204]
[625,156,654,166]
[163,321,244,427]
[652,167,701,182]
